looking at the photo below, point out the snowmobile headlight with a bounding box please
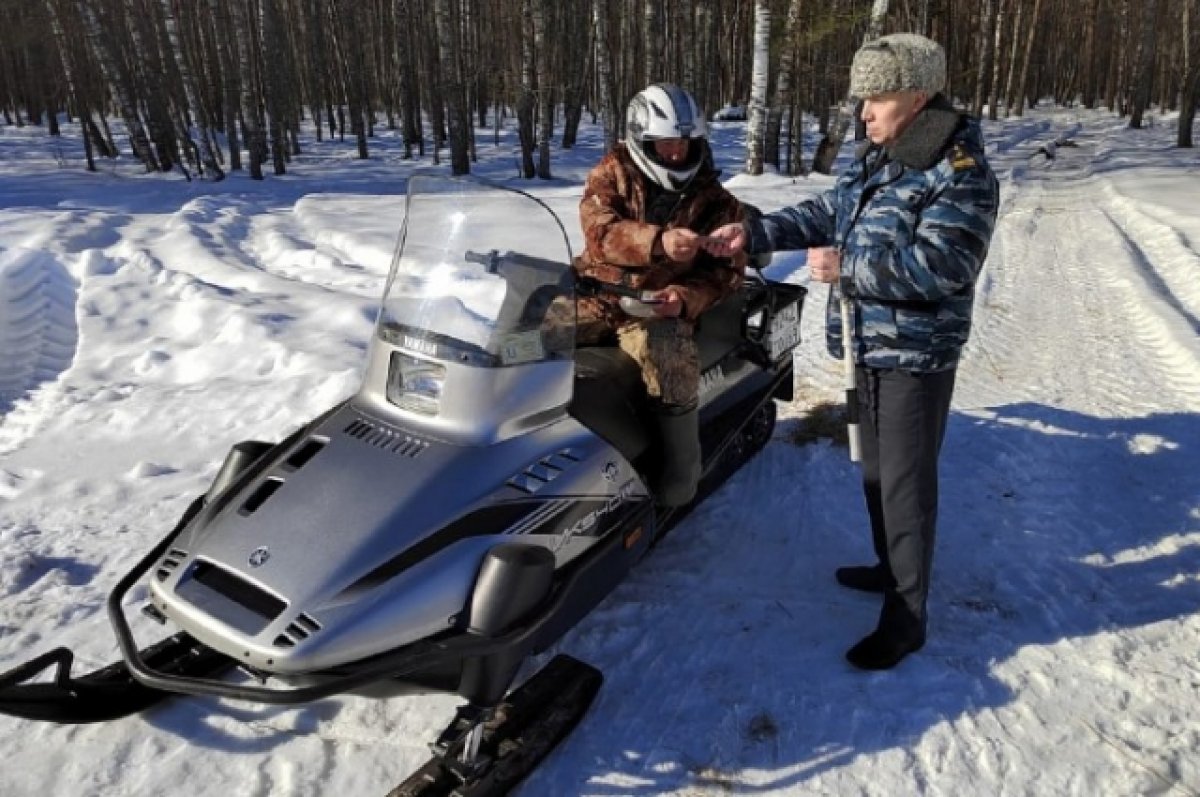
[387,353,446,415]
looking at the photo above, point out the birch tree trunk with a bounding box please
[517,0,536,178]
[561,6,590,149]
[533,0,553,178]
[1014,0,1044,117]
[988,0,1007,119]
[743,0,770,175]
[45,0,97,170]
[812,0,889,174]
[972,0,997,118]
[74,0,158,171]
[1001,1,1024,115]
[226,0,266,178]
[167,0,226,178]
[1130,0,1162,127]
[643,0,661,85]
[396,0,423,158]
[1105,0,1130,112]
[765,0,803,171]
[261,0,289,174]
[593,0,618,151]
[1178,0,1198,145]
[434,0,469,174]
[1081,0,1101,107]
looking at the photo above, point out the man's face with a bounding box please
[652,138,689,165]
[859,91,928,146]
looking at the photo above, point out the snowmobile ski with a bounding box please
[385,654,603,797]
[0,631,234,723]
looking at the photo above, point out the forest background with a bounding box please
[1,0,1198,181]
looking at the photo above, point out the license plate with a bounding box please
[767,301,802,359]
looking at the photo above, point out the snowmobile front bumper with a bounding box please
[103,502,641,706]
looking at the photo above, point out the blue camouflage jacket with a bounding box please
[747,95,999,372]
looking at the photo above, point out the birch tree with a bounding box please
[1002,0,1024,116]
[516,0,536,178]
[434,0,470,173]
[643,0,662,85]
[1130,0,1162,127]
[743,0,769,175]
[764,0,804,173]
[75,0,159,171]
[1180,0,1199,145]
[988,0,1007,119]
[1011,0,1044,117]
[972,0,998,118]
[812,0,889,175]
[593,0,619,151]
[533,0,553,178]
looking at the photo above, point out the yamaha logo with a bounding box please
[602,462,619,482]
[248,546,271,568]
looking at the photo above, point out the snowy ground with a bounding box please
[1,106,1198,796]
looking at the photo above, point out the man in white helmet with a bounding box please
[573,83,747,507]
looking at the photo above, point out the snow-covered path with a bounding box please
[1,108,1198,797]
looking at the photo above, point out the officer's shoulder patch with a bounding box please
[949,144,977,171]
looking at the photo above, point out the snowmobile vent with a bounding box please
[239,477,283,515]
[155,548,189,582]
[343,417,428,458]
[284,437,326,470]
[186,561,287,623]
[273,613,323,649]
[507,449,582,494]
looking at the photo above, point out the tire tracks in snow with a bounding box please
[0,248,80,461]
[958,150,1200,414]
[932,120,1200,794]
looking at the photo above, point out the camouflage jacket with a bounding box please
[747,96,999,371]
[574,142,745,328]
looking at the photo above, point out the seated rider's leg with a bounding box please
[617,319,701,506]
[572,295,620,347]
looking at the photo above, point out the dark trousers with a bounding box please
[857,366,957,628]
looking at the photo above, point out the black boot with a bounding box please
[846,596,926,671]
[835,563,891,593]
[650,400,701,507]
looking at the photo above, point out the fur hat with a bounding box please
[849,33,946,98]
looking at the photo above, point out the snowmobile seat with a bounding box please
[570,346,650,463]
[693,292,749,372]
[569,291,751,465]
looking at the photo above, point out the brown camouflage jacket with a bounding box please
[574,142,745,329]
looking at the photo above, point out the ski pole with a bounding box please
[839,289,862,463]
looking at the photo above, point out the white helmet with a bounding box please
[625,83,708,190]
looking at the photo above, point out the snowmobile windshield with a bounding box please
[377,175,575,368]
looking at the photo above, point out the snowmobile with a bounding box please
[0,174,806,795]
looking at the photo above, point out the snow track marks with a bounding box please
[0,248,78,414]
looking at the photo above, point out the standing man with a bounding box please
[707,34,999,669]
[574,83,745,507]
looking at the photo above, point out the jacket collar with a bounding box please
[855,93,963,171]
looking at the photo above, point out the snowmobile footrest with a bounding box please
[386,654,603,797]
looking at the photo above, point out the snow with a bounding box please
[2,106,1199,796]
